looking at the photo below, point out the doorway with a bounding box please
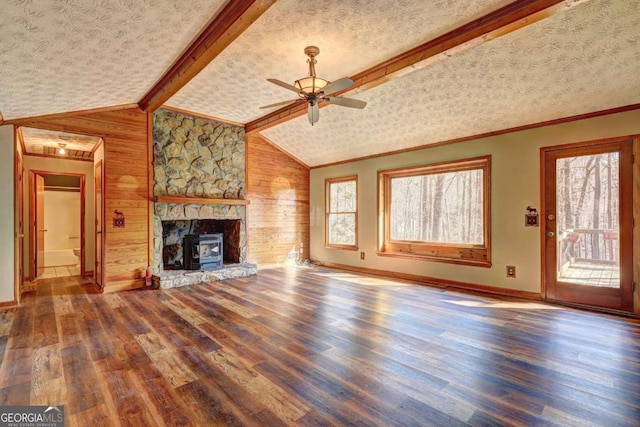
[29,170,86,279]
[541,137,634,312]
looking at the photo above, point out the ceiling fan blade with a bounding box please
[259,99,299,109]
[322,77,354,96]
[308,103,319,125]
[326,96,367,109]
[267,78,300,93]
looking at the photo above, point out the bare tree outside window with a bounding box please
[378,156,491,266]
[390,169,483,244]
[326,176,357,248]
[555,152,621,287]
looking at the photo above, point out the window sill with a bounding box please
[326,244,358,251]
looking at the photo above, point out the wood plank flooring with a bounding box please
[1,267,639,426]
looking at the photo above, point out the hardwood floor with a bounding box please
[1,267,639,426]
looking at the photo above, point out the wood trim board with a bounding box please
[633,136,640,316]
[0,300,18,309]
[152,196,250,205]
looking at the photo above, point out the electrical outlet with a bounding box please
[506,265,516,278]
[360,252,365,260]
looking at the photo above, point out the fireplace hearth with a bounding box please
[153,202,256,289]
[184,233,223,270]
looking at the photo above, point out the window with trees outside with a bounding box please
[378,156,491,266]
[326,176,357,249]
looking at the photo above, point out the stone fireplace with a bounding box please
[151,109,256,289]
[152,202,256,288]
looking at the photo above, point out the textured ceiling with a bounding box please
[166,0,513,123]
[261,0,640,166]
[2,0,639,168]
[0,0,226,120]
[21,127,101,155]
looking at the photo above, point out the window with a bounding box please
[325,176,357,249]
[378,156,491,266]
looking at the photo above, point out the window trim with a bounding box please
[325,175,358,250]
[377,155,491,267]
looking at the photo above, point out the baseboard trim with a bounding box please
[311,260,541,300]
[0,300,18,309]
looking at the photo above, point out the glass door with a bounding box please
[542,138,633,311]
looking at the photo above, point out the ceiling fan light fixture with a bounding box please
[295,76,328,95]
[262,45,365,126]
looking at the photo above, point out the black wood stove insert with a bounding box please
[183,233,223,270]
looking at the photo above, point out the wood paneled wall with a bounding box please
[18,108,310,285]
[19,107,149,292]
[246,133,309,267]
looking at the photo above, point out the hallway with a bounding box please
[38,265,81,279]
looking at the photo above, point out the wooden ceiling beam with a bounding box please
[245,0,566,134]
[138,0,276,113]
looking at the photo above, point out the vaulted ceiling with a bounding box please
[1,0,639,167]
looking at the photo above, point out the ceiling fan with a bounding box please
[260,46,366,125]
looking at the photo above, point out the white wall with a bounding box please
[44,190,81,251]
[0,125,15,303]
[310,109,640,294]
[23,156,95,276]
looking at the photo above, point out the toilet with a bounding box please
[73,248,81,265]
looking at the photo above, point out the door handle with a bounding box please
[548,231,555,238]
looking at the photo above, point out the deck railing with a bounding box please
[558,228,619,271]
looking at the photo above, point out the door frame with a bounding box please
[28,170,86,279]
[14,131,24,302]
[540,135,637,313]
[94,160,104,289]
